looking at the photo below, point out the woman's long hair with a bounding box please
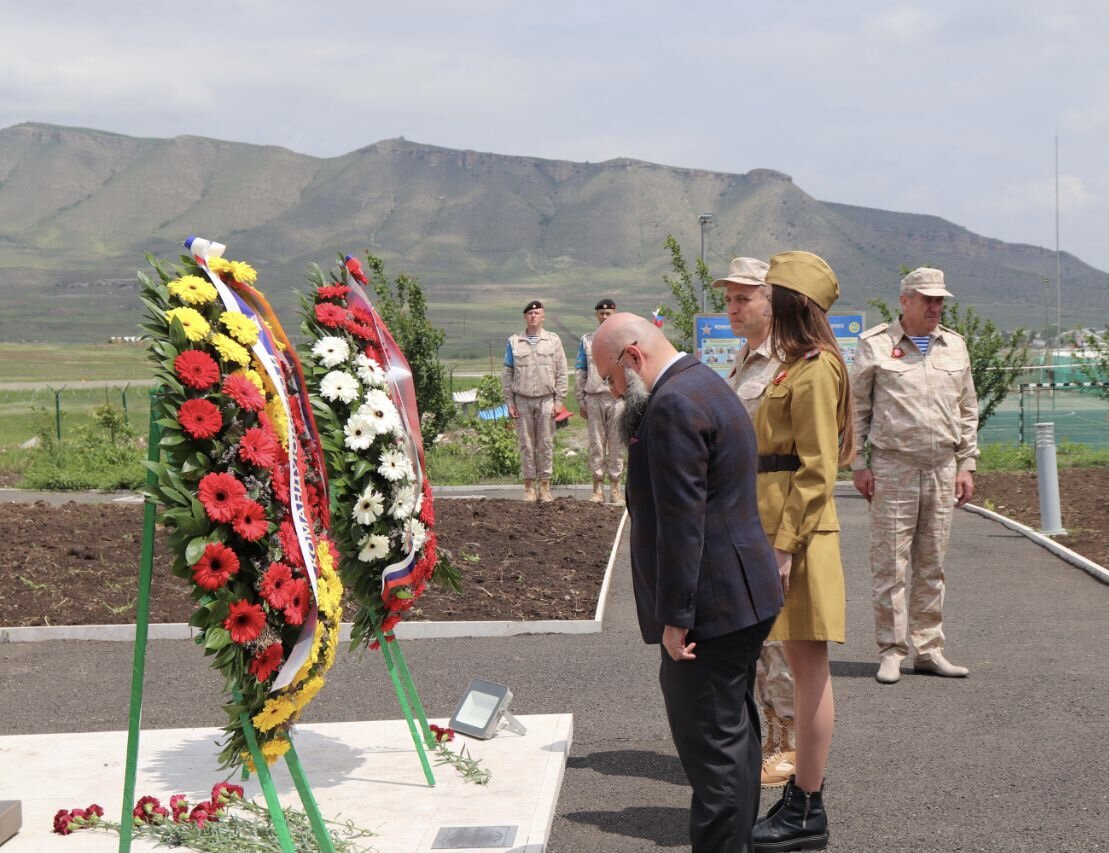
[769,285,856,465]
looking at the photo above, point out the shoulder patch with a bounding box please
[937,324,965,340]
[859,323,889,340]
[803,347,820,360]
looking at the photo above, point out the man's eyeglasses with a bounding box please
[601,340,637,388]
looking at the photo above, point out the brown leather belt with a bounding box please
[758,454,801,473]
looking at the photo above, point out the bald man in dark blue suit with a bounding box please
[594,314,782,853]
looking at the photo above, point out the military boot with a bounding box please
[753,776,828,852]
[589,477,605,503]
[538,480,554,502]
[523,479,537,502]
[609,476,625,506]
[763,715,796,788]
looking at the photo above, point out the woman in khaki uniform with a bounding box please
[750,251,854,853]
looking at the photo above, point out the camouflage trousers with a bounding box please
[755,640,794,720]
[869,450,956,659]
[585,393,626,481]
[515,395,556,480]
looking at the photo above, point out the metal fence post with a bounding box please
[1034,422,1067,536]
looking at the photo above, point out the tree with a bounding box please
[1077,326,1109,400]
[657,234,724,351]
[362,254,453,445]
[867,296,1030,430]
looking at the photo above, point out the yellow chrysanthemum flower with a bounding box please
[220,311,260,346]
[164,307,211,342]
[291,675,326,712]
[291,621,327,687]
[229,260,258,285]
[262,319,286,351]
[207,257,233,277]
[321,621,340,670]
[242,736,291,770]
[233,367,265,394]
[167,274,217,306]
[210,332,251,366]
[265,398,290,448]
[252,695,296,733]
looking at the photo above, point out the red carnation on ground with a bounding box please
[260,561,294,608]
[170,794,189,823]
[314,302,348,328]
[133,795,168,825]
[278,518,305,568]
[222,372,266,412]
[239,426,278,468]
[249,642,284,682]
[198,472,247,523]
[225,599,267,644]
[232,499,268,542]
[178,398,223,440]
[191,542,241,590]
[174,350,220,390]
[317,284,351,300]
[52,809,75,835]
[86,804,104,822]
[429,723,455,743]
[212,782,245,804]
[189,804,214,827]
[282,578,311,626]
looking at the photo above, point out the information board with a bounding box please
[694,312,867,375]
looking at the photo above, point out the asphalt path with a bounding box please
[1,490,1106,852]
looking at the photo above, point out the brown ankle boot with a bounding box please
[589,477,604,503]
[609,476,625,505]
[523,479,537,502]
[539,480,553,502]
[762,715,796,788]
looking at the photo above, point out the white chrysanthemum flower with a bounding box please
[344,413,375,450]
[312,336,351,368]
[405,518,428,552]
[357,389,401,435]
[389,483,417,520]
[320,370,360,404]
[355,353,387,386]
[357,533,391,563]
[378,448,414,482]
[352,487,385,525]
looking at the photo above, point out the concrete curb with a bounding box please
[964,503,1109,584]
[0,510,629,644]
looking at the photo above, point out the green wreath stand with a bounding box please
[117,394,436,853]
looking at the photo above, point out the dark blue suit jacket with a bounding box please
[625,355,782,644]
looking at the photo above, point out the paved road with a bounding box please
[1,490,1106,852]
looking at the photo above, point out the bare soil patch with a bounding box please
[973,467,1108,566]
[0,498,625,628]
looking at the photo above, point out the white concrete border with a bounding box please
[964,503,1109,584]
[0,510,629,643]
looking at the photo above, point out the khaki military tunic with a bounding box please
[752,350,848,643]
[576,331,626,482]
[501,330,568,481]
[852,319,979,659]
[730,338,793,720]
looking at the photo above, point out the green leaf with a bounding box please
[185,536,209,565]
[204,626,232,651]
[188,607,210,628]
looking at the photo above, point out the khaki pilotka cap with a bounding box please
[900,267,954,297]
[765,251,840,311]
[712,257,770,288]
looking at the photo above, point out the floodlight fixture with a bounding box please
[449,678,527,740]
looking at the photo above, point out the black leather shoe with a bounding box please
[752,775,828,852]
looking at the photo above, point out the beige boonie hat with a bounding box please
[900,267,953,297]
[765,251,840,311]
[712,257,769,288]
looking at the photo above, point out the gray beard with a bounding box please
[617,369,651,446]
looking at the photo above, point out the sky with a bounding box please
[3,0,1107,271]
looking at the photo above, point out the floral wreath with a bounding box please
[297,254,437,648]
[139,237,342,769]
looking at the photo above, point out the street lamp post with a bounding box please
[698,213,713,312]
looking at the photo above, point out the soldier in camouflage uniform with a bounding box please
[852,268,979,684]
[502,300,569,503]
[576,298,626,504]
[715,257,796,788]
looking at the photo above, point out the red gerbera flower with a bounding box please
[198,472,247,523]
[345,319,374,340]
[222,372,266,412]
[174,350,220,390]
[225,599,267,645]
[271,465,291,506]
[260,561,294,608]
[289,400,306,437]
[419,479,435,526]
[178,398,223,440]
[248,642,284,682]
[278,518,305,568]
[191,542,241,590]
[282,578,310,626]
[316,284,350,300]
[232,500,268,542]
[350,305,373,324]
[314,302,348,328]
[238,426,277,468]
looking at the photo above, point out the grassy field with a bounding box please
[0,342,150,383]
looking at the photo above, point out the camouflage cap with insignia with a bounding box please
[766,251,840,311]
